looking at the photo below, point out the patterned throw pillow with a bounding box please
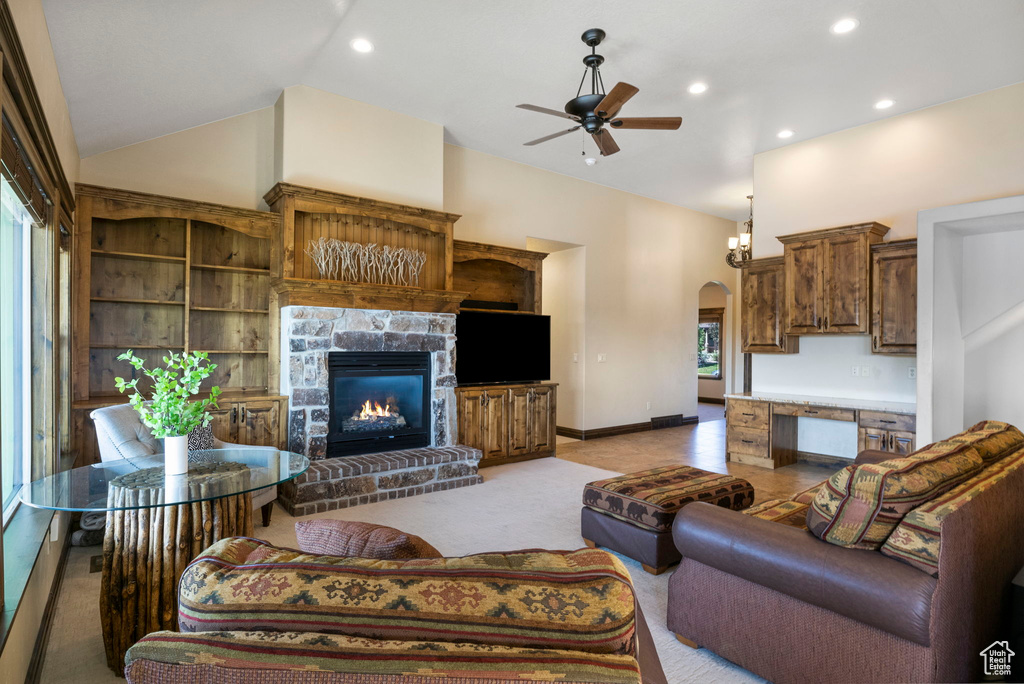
[186,424,215,451]
[882,443,1024,576]
[807,441,984,549]
[178,537,638,657]
[294,519,442,559]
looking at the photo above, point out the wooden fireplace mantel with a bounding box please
[265,182,466,313]
[273,278,468,314]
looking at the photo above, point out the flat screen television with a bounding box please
[456,311,550,385]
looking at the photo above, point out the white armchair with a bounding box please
[90,403,277,525]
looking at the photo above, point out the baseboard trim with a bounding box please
[698,397,726,405]
[25,531,72,684]
[796,450,852,469]
[557,414,697,441]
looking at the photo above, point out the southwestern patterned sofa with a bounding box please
[124,536,666,683]
[668,420,1024,683]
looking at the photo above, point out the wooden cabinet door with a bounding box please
[456,389,486,451]
[872,242,917,354]
[508,387,532,457]
[824,234,870,333]
[890,430,916,455]
[207,401,238,444]
[239,400,281,447]
[784,240,824,334]
[529,386,555,453]
[859,427,888,453]
[481,389,509,460]
[741,258,797,353]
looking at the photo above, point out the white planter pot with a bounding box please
[165,435,189,475]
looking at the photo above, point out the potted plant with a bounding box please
[114,350,222,475]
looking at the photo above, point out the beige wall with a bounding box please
[276,86,444,210]
[8,0,78,183]
[750,81,1024,404]
[445,144,738,430]
[81,106,275,209]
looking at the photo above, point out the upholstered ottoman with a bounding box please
[582,465,755,574]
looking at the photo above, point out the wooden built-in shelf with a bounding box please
[91,249,186,263]
[272,277,468,314]
[190,263,270,274]
[195,350,269,355]
[459,307,538,315]
[453,240,547,314]
[190,306,269,314]
[90,297,185,306]
[89,344,184,350]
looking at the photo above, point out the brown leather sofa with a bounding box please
[667,439,1024,683]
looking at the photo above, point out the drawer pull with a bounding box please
[880,419,897,424]
[803,410,818,415]
[742,412,755,417]
[741,439,755,444]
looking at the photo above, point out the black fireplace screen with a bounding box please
[327,352,431,457]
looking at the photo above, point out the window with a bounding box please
[698,308,724,380]
[0,174,34,518]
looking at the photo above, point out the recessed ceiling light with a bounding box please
[777,129,795,139]
[874,98,895,110]
[350,38,374,53]
[830,18,859,34]
[687,82,708,95]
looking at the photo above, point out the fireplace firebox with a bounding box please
[327,352,432,457]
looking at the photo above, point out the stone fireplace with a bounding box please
[282,306,458,460]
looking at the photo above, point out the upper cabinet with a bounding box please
[871,240,917,355]
[778,222,890,335]
[741,257,798,354]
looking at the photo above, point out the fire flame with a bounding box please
[359,399,391,420]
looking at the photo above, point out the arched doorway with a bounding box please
[697,281,730,420]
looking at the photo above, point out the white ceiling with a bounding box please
[43,0,1024,220]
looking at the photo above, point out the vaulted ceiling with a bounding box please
[42,0,1024,219]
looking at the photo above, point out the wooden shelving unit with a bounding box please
[72,185,287,465]
[453,240,547,313]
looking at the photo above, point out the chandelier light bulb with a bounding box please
[728,237,739,250]
[739,233,751,247]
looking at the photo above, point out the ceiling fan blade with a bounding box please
[610,117,682,130]
[596,82,639,119]
[523,126,581,146]
[592,129,620,156]
[516,104,580,121]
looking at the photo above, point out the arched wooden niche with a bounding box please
[453,241,548,313]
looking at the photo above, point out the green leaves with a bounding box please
[114,350,222,439]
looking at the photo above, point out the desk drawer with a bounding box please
[859,410,916,432]
[727,399,769,429]
[772,404,855,422]
[728,426,770,459]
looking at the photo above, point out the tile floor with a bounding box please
[557,402,829,503]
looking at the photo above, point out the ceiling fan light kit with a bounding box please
[516,28,682,156]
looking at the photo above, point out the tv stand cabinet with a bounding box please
[455,383,557,467]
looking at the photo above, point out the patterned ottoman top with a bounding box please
[584,465,755,532]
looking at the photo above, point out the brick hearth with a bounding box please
[279,445,483,516]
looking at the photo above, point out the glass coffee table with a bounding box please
[21,448,309,675]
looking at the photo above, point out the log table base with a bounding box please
[100,462,255,675]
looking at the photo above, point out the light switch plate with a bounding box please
[851,366,860,377]
[597,353,607,363]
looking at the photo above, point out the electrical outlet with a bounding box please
[851,366,860,377]
[597,353,607,363]
[572,353,578,363]
[645,401,651,411]
[861,366,871,378]
[908,366,917,379]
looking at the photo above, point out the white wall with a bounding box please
[918,196,1024,443]
[697,282,727,400]
[276,86,444,211]
[530,239,585,431]
[750,82,1024,406]
[81,106,275,209]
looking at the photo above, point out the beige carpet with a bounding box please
[41,457,762,683]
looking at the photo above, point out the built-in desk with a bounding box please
[724,392,917,469]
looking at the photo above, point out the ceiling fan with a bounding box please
[517,28,682,157]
